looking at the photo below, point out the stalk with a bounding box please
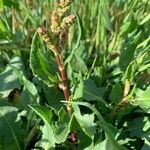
[37,0,76,144]
[37,26,73,112]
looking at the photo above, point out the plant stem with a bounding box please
[54,52,71,112]
[37,27,76,144]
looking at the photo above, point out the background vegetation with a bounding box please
[0,0,150,149]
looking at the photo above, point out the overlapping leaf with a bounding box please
[0,57,23,98]
[30,31,58,87]
[29,105,55,150]
[0,106,24,149]
[131,87,150,110]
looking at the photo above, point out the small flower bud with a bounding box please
[61,14,76,29]
[51,11,59,23]
[65,0,72,6]
[37,26,46,35]
[59,0,72,8]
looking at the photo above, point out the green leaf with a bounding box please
[73,12,82,50]
[96,0,112,51]
[30,31,58,87]
[120,17,138,37]
[32,106,72,148]
[102,0,112,31]
[73,79,108,106]
[77,130,92,150]
[131,86,150,110]
[70,102,122,149]
[0,57,23,98]
[70,102,116,138]
[122,61,136,82]
[70,114,92,149]
[66,62,73,79]
[140,14,150,25]
[92,138,122,150]
[0,99,10,106]
[3,0,20,10]
[0,20,5,32]
[19,2,38,28]
[65,12,82,64]
[12,67,39,107]
[0,0,3,8]
[53,107,72,144]
[77,113,96,137]
[124,116,150,150]
[127,117,149,138]
[70,54,88,74]
[109,83,123,104]
[43,84,63,111]
[0,106,24,150]
[83,79,108,106]
[29,105,55,150]
[36,125,54,150]
[72,104,96,138]
[29,105,52,125]
[141,138,150,150]
[73,78,84,100]
[119,31,142,71]
[20,86,39,108]
[141,118,150,149]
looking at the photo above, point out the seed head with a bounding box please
[51,11,59,23]
[37,26,46,35]
[59,0,72,8]
[61,14,76,29]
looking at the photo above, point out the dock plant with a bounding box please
[0,0,149,149]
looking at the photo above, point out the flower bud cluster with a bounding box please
[38,0,75,53]
[50,0,75,35]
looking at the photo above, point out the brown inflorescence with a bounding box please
[37,0,76,143]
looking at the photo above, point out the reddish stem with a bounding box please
[38,26,76,144]
[54,53,71,112]
[55,53,76,144]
